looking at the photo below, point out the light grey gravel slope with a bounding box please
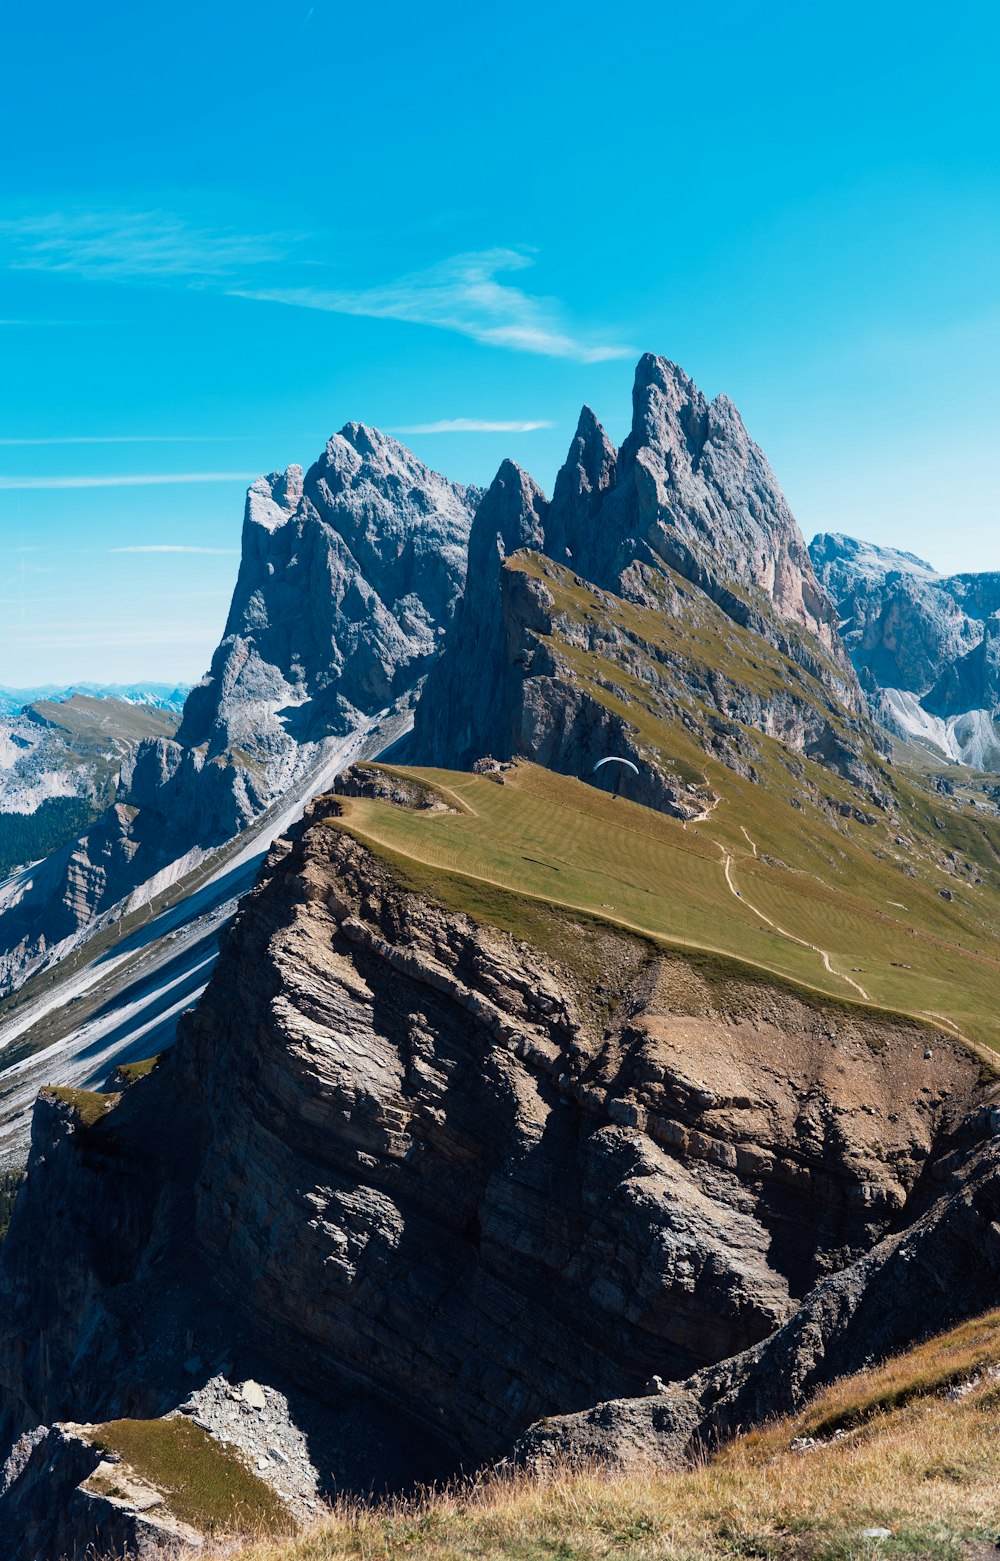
[0,705,411,1166]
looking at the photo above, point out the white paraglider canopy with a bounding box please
[592,756,639,777]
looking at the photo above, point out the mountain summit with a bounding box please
[413,355,871,795]
[179,423,477,782]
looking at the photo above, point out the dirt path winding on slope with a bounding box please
[720,838,871,1001]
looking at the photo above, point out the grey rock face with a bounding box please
[810,532,1000,766]
[517,1124,1000,1471]
[0,428,476,998]
[180,426,477,780]
[589,357,848,666]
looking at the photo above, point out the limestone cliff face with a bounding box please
[0,428,477,997]
[569,356,846,663]
[179,426,477,779]
[0,786,994,1512]
[414,357,870,784]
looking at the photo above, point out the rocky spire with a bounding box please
[544,406,617,568]
[597,354,852,683]
[464,458,547,601]
[624,352,710,464]
[411,460,549,768]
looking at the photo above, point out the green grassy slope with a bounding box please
[329,736,1000,1053]
[27,693,180,749]
[322,548,1000,1050]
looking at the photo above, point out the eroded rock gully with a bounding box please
[0,793,997,1519]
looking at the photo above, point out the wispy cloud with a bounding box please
[234,249,636,363]
[391,418,554,434]
[0,473,255,490]
[0,434,253,446]
[0,319,96,327]
[0,210,290,282]
[0,214,634,364]
[108,545,238,555]
[0,623,216,649]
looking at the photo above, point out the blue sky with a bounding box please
[1,0,998,684]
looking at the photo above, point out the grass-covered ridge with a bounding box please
[329,759,1000,1057]
[41,1085,118,1127]
[197,1310,1000,1561]
[86,1416,289,1537]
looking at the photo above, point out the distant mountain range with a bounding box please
[0,694,181,879]
[810,534,1000,768]
[0,683,190,716]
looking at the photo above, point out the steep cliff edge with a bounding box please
[1,773,998,1555]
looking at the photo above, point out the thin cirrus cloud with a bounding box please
[108,545,238,555]
[0,210,289,280]
[0,211,634,364]
[0,473,255,490]
[0,435,254,446]
[391,418,554,434]
[234,249,637,364]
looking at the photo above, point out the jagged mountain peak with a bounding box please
[312,421,474,509]
[329,419,429,469]
[466,459,547,579]
[246,464,304,533]
[632,350,699,403]
[562,404,616,486]
[603,356,846,663]
[546,406,618,566]
[413,353,872,781]
[627,352,709,462]
[181,425,478,760]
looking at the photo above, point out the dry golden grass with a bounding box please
[195,1313,1000,1561]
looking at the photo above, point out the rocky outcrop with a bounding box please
[568,356,850,670]
[0,1424,200,1560]
[517,1120,1000,1469]
[0,788,994,1542]
[0,428,477,998]
[810,533,1000,767]
[414,358,872,788]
